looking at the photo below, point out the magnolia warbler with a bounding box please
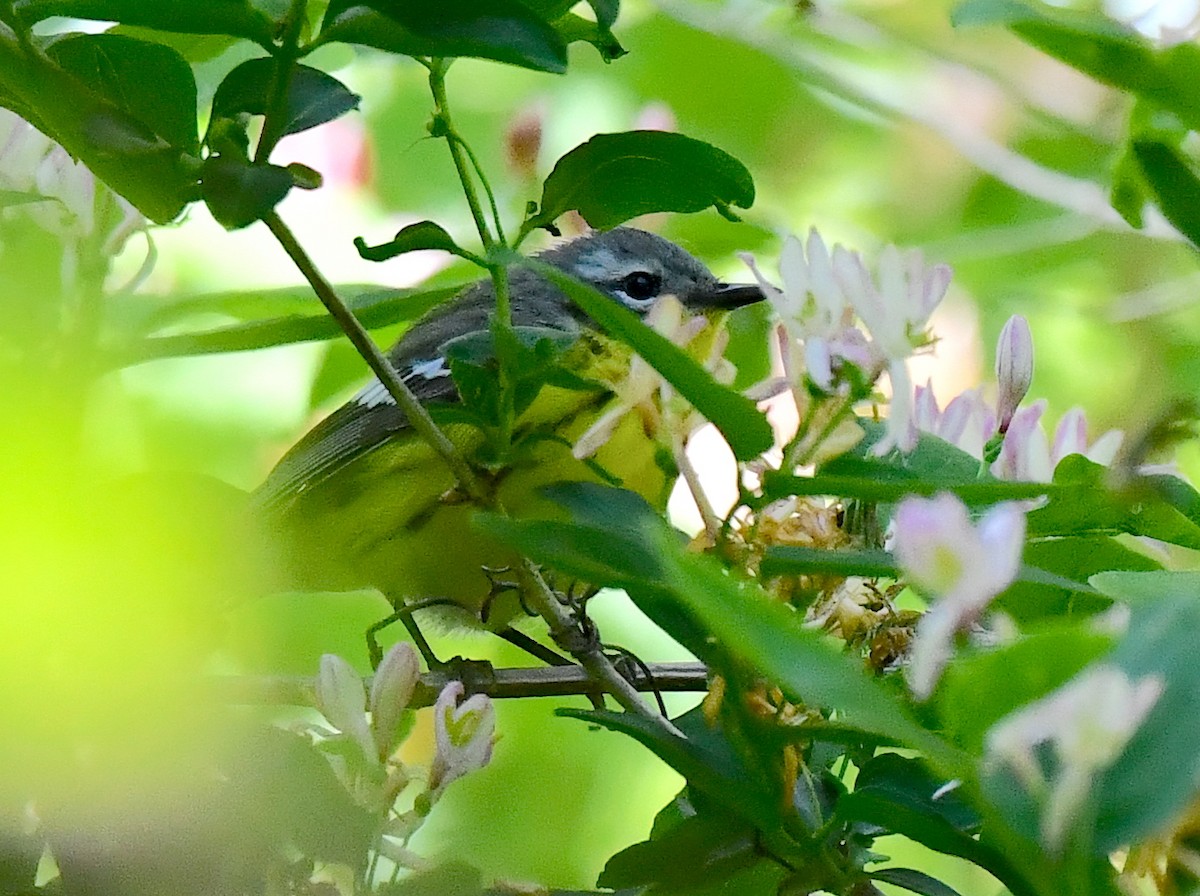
[256,227,762,662]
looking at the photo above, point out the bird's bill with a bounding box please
[691,283,765,309]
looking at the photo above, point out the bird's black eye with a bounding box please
[620,271,661,302]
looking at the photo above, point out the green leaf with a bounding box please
[528,131,755,231]
[521,257,773,461]
[0,37,198,222]
[47,32,199,153]
[354,221,474,262]
[211,59,361,139]
[1131,139,1200,248]
[506,483,959,768]
[598,813,760,891]
[321,0,567,73]
[996,536,1148,623]
[200,156,293,229]
[1089,576,1200,850]
[1027,455,1200,548]
[0,189,53,208]
[558,708,785,836]
[869,868,963,896]
[13,0,275,44]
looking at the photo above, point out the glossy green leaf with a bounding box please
[211,59,361,139]
[13,0,275,43]
[522,257,773,461]
[354,221,473,262]
[321,0,567,73]
[0,38,198,222]
[200,156,293,229]
[47,32,199,153]
[528,131,755,231]
[599,812,760,891]
[996,536,1148,623]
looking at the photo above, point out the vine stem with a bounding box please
[264,211,487,503]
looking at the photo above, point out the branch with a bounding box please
[213,661,711,708]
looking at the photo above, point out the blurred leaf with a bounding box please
[869,868,963,896]
[523,257,773,461]
[0,36,198,222]
[953,0,1200,131]
[106,285,459,367]
[108,25,242,63]
[997,536,1148,623]
[1131,139,1200,248]
[379,860,484,896]
[211,58,361,138]
[12,0,275,43]
[355,220,473,262]
[938,627,1113,754]
[200,156,293,229]
[1090,576,1200,850]
[320,0,567,72]
[0,189,52,208]
[47,33,199,153]
[528,131,755,231]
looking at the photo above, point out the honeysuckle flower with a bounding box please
[316,653,377,762]
[893,492,1026,699]
[995,315,1033,433]
[913,382,997,459]
[369,642,421,760]
[740,230,873,391]
[426,681,495,806]
[986,664,1164,851]
[0,109,143,251]
[991,400,1124,482]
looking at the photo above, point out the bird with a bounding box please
[254,227,763,665]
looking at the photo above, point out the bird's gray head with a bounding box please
[540,228,762,315]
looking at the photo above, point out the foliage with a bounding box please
[4,2,1200,896]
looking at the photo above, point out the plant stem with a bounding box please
[264,211,487,503]
[427,59,495,252]
[255,0,307,164]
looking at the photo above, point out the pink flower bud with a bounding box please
[995,315,1033,433]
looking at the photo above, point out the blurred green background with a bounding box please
[5,0,1200,892]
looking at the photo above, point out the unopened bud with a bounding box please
[995,315,1033,433]
[369,642,420,760]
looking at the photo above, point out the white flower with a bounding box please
[426,681,495,806]
[893,493,1026,699]
[316,653,377,762]
[741,230,873,391]
[986,664,1163,850]
[0,109,143,250]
